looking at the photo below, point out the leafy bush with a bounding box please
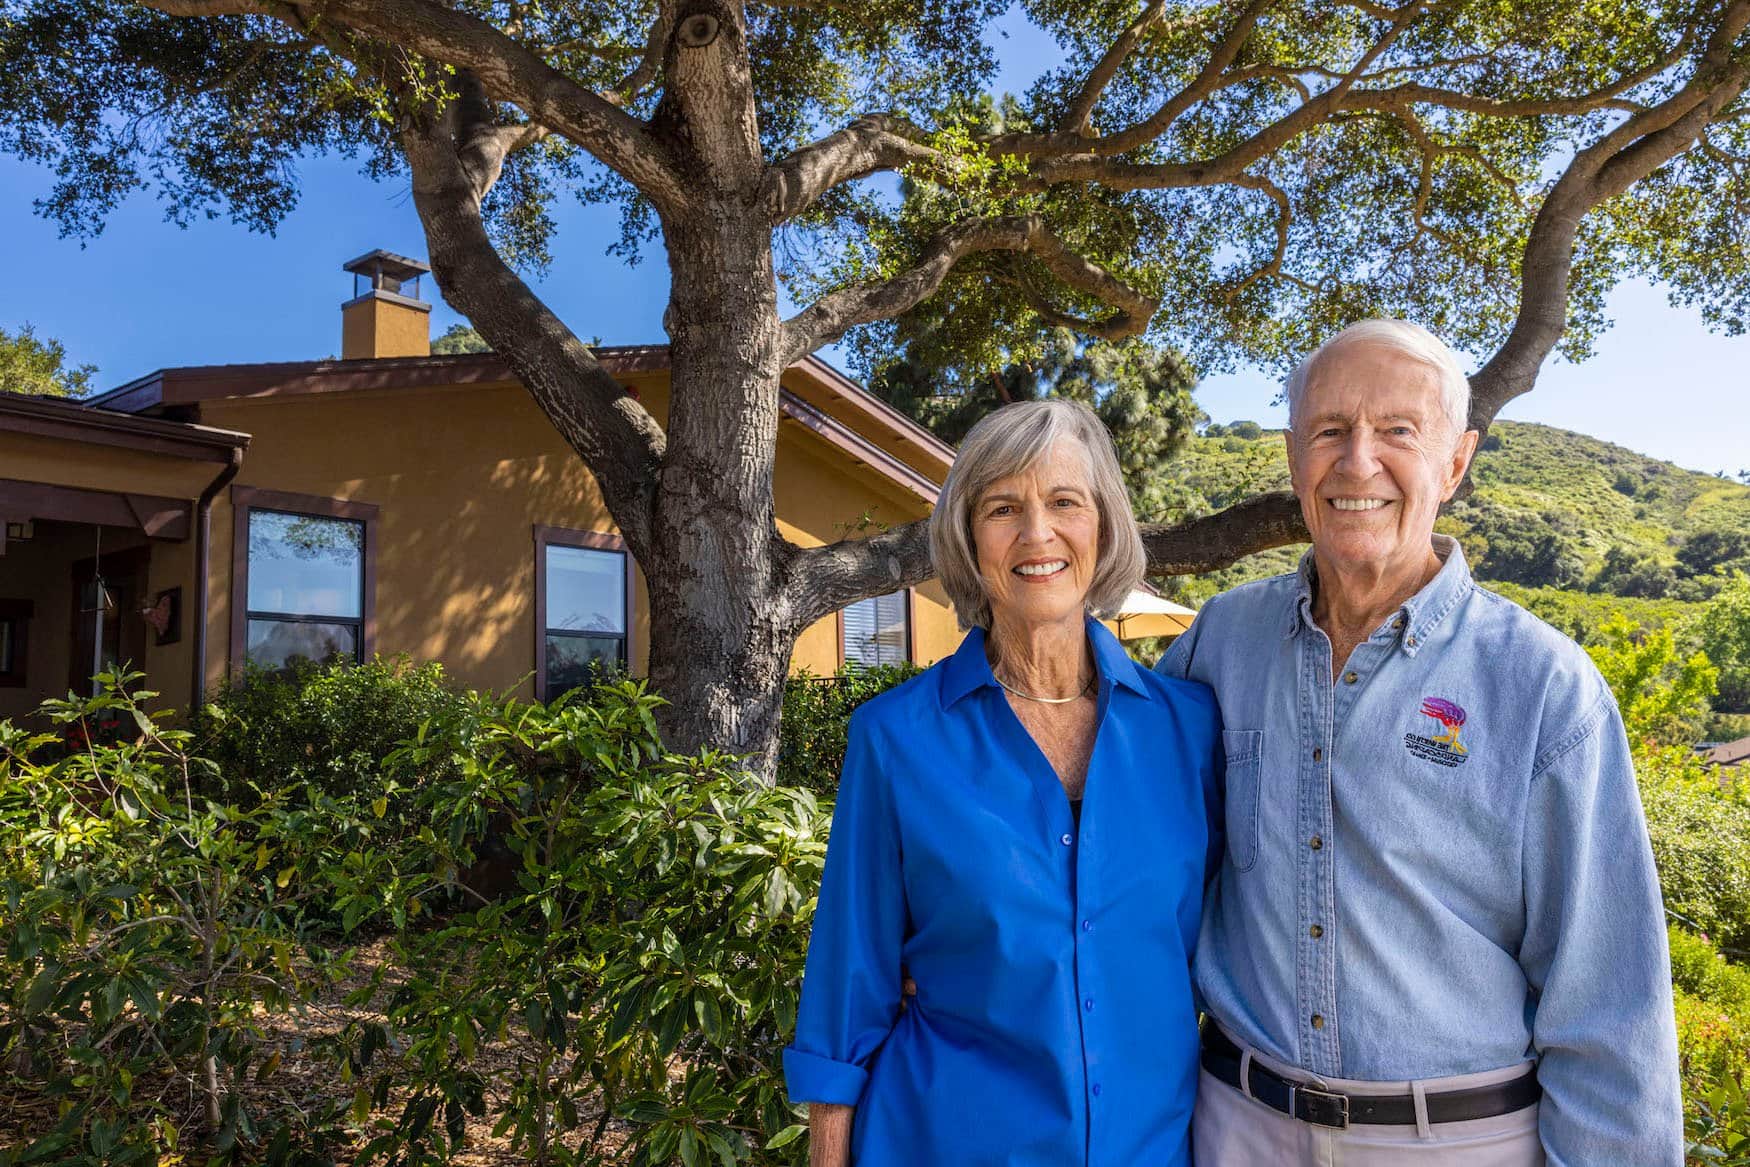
[1641,748,1750,956]
[777,666,920,794]
[1452,499,1586,589]
[1593,546,1680,599]
[194,656,471,807]
[324,680,831,1166]
[1672,927,1750,1164]
[1687,1074,1750,1166]
[1693,574,1750,712]
[1483,582,1701,647]
[1680,532,1750,580]
[0,673,364,1165]
[1587,616,1717,745]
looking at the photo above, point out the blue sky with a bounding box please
[2,10,1746,476]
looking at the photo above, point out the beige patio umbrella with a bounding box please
[1101,589,1198,641]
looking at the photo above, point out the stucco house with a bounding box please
[0,251,961,724]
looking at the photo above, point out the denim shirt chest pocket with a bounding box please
[1220,729,1263,872]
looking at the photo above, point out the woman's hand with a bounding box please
[808,1103,853,1167]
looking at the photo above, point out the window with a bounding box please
[0,599,30,688]
[842,590,910,668]
[232,487,378,672]
[535,527,631,701]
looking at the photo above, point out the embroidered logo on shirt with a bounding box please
[1405,697,1470,768]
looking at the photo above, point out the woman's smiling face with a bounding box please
[972,441,1103,631]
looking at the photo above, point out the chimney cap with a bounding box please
[342,249,431,284]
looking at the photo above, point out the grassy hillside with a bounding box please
[1156,420,1750,605]
[1466,422,1750,565]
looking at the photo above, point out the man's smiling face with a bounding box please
[1287,339,1478,581]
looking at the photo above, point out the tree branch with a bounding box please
[1019,3,1418,190]
[400,116,665,553]
[1225,172,1301,299]
[778,214,1158,364]
[1141,492,1308,576]
[1057,0,1168,135]
[605,9,671,108]
[1468,0,1750,427]
[141,0,689,212]
[764,114,942,224]
[446,70,549,200]
[787,519,933,629]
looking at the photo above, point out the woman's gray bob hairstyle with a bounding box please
[929,399,1146,631]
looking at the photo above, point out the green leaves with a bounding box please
[1,668,832,1164]
[0,673,363,1165]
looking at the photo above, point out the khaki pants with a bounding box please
[1193,1032,1545,1167]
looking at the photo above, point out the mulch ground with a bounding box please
[0,937,631,1164]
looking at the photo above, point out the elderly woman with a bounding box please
[783,399,1222,1166]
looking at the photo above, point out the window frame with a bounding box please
[0,598,32,688]
[534,525,634,701]
[838,586,914,669]
[230,486,378,673]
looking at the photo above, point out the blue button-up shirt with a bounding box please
[785,619,1221,1166]
[1160,536,1682,1165]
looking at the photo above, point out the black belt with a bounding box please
[1199,1023,1541,1130]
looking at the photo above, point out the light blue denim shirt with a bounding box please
[1159,536,1682,1166]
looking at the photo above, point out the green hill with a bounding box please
[1159,420,1750,607]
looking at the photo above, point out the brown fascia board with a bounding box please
[87,346,955,486]
[88,347,675,413]
[0,390,250,462]
[779,390,940,505]
[792,354,956,478]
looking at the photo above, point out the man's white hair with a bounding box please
[1284,319,1471,438]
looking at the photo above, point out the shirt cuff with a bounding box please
[783,1045,870,1106]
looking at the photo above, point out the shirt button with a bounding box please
[1309,924,1324,939]
[1060,833,1073,847]
[1309,835,1323,851]
[1312,747,1323,762]
[1092,1083,1103,1097]
[1311,1013,1326,1030]
[1343,671,1358,685]
[1406,635,1419,648]
[1085,998,1095,1012]
[1393,617,1407,631]
[1082,919,1093,932]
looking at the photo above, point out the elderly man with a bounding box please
[1160,319,1681,1165]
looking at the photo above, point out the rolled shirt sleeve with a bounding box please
[784,708,907,1106]
[1519,689,1683,1166]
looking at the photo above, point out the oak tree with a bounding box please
[5,0,1748,773]
[0,323,95,397]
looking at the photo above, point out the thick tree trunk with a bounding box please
[642,205,800,778]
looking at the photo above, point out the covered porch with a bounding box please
[0,392,248,723]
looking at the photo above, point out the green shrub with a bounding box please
[1672,926,1750,1012]
[193,656,470,807]
[777,665,920,794]
[327,679,831,1166]
[1642,752,1750,955]
[0,673,364,1165]
[1688,1073,1750,1166]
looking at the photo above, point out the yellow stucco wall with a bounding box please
[199,373,959,697]
[340,298,432,360]
[0,432,221,499]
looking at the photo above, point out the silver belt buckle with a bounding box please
[1288,1083,1351,1129]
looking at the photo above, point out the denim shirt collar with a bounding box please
[1282,534,1474,657]
[940,616,1149,710]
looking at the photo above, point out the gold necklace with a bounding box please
[994,672,1095,704]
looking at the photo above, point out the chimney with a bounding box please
[341,250,433,359]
